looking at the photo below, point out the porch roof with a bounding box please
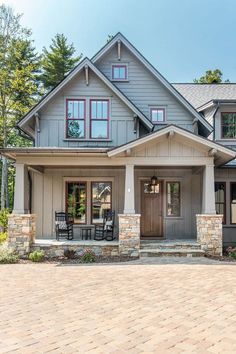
[107,125,236,167]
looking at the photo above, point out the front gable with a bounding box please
[93,33,212,136]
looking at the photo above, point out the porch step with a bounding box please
[141,240,201,250]
[140,248,205,257]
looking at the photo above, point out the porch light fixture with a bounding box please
[151,175,158,186]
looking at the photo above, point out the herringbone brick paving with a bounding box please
[0,259,236,353]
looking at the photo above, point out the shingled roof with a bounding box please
[172,83,236,109]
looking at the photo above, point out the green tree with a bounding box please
[194,69,229,83]
[40,33,82,90]
[0,5,41,209]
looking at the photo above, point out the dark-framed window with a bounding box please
[66,99,85,138]
[150,107,166,124]
[66,182,86,224]
[166,182,180,217]
[112,64,128,80]
[90,99,109,139]
[221,113,236,139]
[215,182,226,224]
[91,182,112,224]
[230,183,236,224]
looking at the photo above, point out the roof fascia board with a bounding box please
[92,33,213,133]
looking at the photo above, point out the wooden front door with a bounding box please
[141,181,163,238]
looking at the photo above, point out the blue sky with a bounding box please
[3,0,236,82]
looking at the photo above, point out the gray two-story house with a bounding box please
[3,33,236,257]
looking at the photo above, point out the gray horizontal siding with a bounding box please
[37,71,137,147]
[96,46,195,131]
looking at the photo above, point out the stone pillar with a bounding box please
[202,164,216,214]
[196,214,223,256]
[13,163,29,214]
[124,164,135,214]
[8,214,36,257]
[119,214,140,257]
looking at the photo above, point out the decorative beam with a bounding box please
[133,115,138,134]
[208,148,217,157]
[168,130,175,139]
[117,40,121,60]
[85,65,89,85]
[125,148,131,156]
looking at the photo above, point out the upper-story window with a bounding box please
[150,107,166,124]
[221,113,236,139]
[90,99,109,139]
[111,64,128,81]
[66,99,85,138]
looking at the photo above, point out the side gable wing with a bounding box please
[18,58,153,138]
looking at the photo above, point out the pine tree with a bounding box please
[41,33,82,90]
[0,5,41,209]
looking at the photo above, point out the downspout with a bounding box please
[35,112,40,147]
[28,170,32,214]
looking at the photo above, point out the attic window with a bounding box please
[111,64,128,81]
[150,107,166,124]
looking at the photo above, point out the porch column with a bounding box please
[13,163,29,214]
[202,164,216,214]
[123,164,135,213]
[197,163,222,256]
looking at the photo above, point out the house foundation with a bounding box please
[8,214,36,257]
[119,214,140,257]
[196,214,223,256]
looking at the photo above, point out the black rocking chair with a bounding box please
[55,212,74,240]
[94,210,115,241]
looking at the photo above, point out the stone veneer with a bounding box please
[31,242,119,258]
[119,214,140,257]
[196,214,223,256]
[8,214,36,257]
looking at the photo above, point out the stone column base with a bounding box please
[8,214,36,257]
[119,214,140,257]
[196,214,223,256]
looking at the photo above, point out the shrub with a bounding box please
[29,250,45,262]
[0,232,7,244]
[0,244,18,264]
[226,246,236,260]
[64,249,76,259]
[80,248,96,263]
[0,209,9,232]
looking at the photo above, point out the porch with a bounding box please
[7,125,235,257]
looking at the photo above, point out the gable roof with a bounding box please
[92,32,213,134]
[107,124,235,166]
[173,83,236,110]
[18,57,153,136]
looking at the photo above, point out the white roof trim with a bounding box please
[18,58,153,132]
[92,33,213,133]
[107,125,236,160]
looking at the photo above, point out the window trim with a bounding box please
[221,112,236,140]
[230,182,236,225]
[89,99,110,139]
[215,182,226,224]
[150,107,166,124]
[166,181,181,218]
[65,181,87,225]
[66,98,86,139]
[111,64,128,81]
[91,181,112,225]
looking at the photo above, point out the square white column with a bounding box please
[123,164,135,214]
[202,164,216,214]
[13,163,29,214]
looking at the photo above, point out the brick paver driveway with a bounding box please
[0,259,236,353]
